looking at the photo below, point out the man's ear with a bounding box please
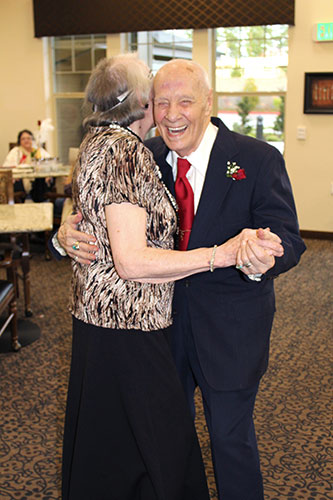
[206,89,213,115]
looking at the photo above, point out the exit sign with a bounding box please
[314,23,333,42]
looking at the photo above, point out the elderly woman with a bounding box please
[62,53,218,500]
[3,129,52,201]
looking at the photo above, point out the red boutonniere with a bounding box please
[226,161,246,181]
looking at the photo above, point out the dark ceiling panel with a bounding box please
[33,0,295,37]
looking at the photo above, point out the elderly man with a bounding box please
[51,59,305,500]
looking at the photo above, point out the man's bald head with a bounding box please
[153,59,212,157]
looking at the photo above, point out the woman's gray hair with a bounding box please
[83,53,152,128]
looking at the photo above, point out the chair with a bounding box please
[45,146,77,227]
[0,169,32,317]
[59,147,77,223]
[0,248,20,351]
[0,167,15,204]
[44,147,77,225]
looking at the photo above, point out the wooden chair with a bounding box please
[0,167,15,204]
[0,249,20,351]
[0,169,32,317]
[2,154,26,203]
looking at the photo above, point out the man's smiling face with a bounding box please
[153,61,212,157]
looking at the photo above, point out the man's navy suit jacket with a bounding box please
[145,117,306,391]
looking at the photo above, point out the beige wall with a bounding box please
[285,0,333,232]
[1,0,332,231]
[0,0,51,162]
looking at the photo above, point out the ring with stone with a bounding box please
[236,264,243,270]
[244,261,252,268]
[72,241,80,251]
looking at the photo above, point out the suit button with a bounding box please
[185,280,190,287]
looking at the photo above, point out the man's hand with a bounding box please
[58,212,98,264]
[241,227,283,256]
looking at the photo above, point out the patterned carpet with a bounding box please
[0,238,332,500]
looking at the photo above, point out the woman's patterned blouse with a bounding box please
[69,124,177,332]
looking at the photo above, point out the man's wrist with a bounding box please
[247,273,262,282]
[52,232,67,257]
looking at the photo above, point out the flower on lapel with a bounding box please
[226,161,246,181]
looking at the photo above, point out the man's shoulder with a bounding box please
[144,135,166,154]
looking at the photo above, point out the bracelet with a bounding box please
[209,244,217,273]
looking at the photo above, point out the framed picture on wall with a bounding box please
[304,72,333,114]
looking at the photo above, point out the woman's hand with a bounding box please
[58,212,98,264]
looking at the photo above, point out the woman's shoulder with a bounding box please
[3,146,19,166]
[86,124,138,150]
[7,145,19,155]
[104,126,153,160]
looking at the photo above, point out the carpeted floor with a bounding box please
[0,238,332,500]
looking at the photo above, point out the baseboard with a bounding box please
[300,230,333,240]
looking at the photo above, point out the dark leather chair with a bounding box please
[0,249,20,351]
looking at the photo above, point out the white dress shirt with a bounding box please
[166,121,218,213]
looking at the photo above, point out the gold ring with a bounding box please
[72,241,80,251]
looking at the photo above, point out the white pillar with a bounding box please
[192,29,214,87]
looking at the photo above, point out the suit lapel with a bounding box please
[189,119,239,248]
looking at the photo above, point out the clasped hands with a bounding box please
[217,227,284,276]
[58,212,283,274]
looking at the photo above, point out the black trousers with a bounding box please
[171,304,264,500]
[62,317,209,500]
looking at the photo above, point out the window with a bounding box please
[127,30,192,74]
[50,35,107,162]
[50,31,192,160]
[215,25,288,153]
[127,30,193,137]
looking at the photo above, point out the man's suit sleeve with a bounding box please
[251,146,306,279]
[48,231,67,261]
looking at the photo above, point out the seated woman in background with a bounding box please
[3,129,53,202]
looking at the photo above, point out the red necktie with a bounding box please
[175,158,194,251]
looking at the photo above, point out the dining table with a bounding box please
[10,162,71,194]
[0,202,54,233]
[11,164,70,179]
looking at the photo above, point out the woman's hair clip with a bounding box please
[92,90,132,113]
[116,90,131,103]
